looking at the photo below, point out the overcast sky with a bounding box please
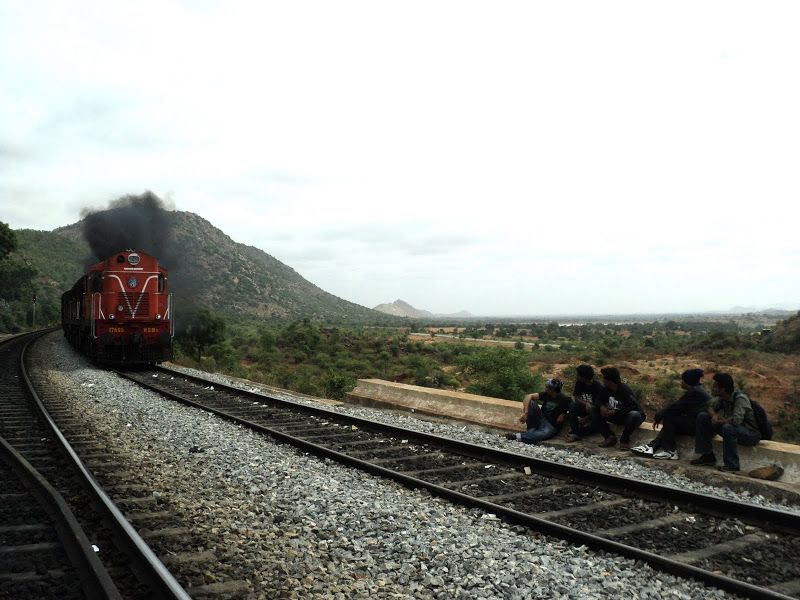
[1,2,799,316]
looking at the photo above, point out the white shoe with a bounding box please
[631,444,654,456]
[652,449,679,460]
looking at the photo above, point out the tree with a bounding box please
[0,222,17,261]
[457,347,541,401]
[186,309,226,361]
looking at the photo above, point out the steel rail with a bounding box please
[19,333,192,600]
[0,436,122,600]
[125,367,799,600]
[153,365,800,533]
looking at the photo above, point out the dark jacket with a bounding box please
[712,390,759,432]
[531,391,571,428]
[655,385,711,423]
[573,379,605,407]
[598,383,644,418]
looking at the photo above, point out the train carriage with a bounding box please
[62,249,174,363]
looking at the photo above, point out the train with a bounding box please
[61,249,174,364]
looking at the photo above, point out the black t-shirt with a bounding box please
[573,380,605,407]
[539,392,571,426]
[598,382,642,415]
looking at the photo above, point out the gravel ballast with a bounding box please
[180,367,800,515]
[29,333,747,599]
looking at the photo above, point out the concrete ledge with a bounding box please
[349,379,521,430]
[349,379,800,485]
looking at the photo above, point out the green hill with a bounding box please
[1,208,397,330]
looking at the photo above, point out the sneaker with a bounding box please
[618,441,632,451]
[631,444,654,456]
[717,465,740,472]
[690,454,716,466]
[652,449,679,460]
[598,435,617,448]
[504,432,517,441]
[565,434,580,443]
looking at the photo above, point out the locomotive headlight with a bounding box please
[155,314,161,320]
[109,314,115,320]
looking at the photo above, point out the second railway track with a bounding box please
[113,363,800,600]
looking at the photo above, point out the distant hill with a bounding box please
[13,208,398,325]
[373,299,472,319]
[764,311,800,353]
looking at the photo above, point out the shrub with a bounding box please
[458,347,542,401]
[323,370,356,400]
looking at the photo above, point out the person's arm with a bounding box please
[729,393,749,426]
[597,388,611,417]
[555,395,570,425]
[519,393,539,423]
[659,391,693,420]
[653,409,664,430]
[620,384,638,414]
[708,398,723,424]
[572,383,590,408]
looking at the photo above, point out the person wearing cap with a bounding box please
[631,368,711,460]
[690,373,761,472]
[565,364,604,442]
[592,367,645,450]
[505,379,571,444]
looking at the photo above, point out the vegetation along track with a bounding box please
[1,332,190,600]
[118,364,800,600]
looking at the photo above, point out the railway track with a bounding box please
[1,332,190,599]
[118,364,800,600]
[21,335,251,599]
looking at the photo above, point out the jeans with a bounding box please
[567,401,597,437]
[652,414,696,452]
[694,412,761,469]
[520,404,557,444]
[592,406,645,443]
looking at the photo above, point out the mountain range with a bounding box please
[373,299,472,319]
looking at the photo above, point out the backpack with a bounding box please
[748,398,773,441]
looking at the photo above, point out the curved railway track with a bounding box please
[1,332,190,600]
[118,364,800,600]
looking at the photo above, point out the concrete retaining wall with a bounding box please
[348,379,800,485]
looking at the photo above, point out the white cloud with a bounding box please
[1,1,799,315]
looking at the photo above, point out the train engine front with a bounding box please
[62,249,174,364]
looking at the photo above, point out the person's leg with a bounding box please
[648,431,663,451]
[578,419,597,437]
[720,424,761,469]
[619,411,644,444]
[526,401,542,431]
[567,401,587,436]
[591,405,612,439]
[693,412,714,456]
[520,419,556,444]
[659,414,695,452]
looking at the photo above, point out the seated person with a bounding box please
[505,379,570,444]
[632,368,711,460]
[592,367,645,450]
[690,373,761,472]
[565,364,604,442]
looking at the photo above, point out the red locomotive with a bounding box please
[61,249,174,363]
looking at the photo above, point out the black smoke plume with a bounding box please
[81,191,175,263]
[80,191,197,326]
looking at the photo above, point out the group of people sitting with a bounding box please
[504,365,762,472]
